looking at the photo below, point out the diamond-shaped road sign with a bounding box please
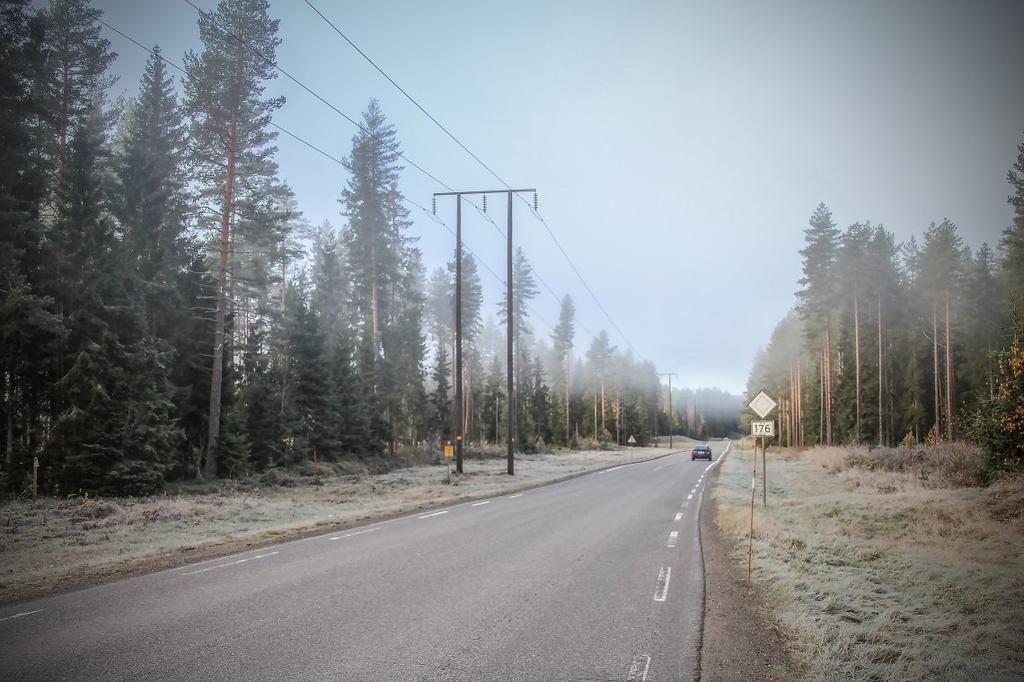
[748,391,777,419]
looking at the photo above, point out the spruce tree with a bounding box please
[430,338,452,443]
[183,0,283,478]
[0,0,62,489]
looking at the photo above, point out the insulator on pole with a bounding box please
[432,196,436,215]
[533,191,538,211]
[482,194,487,213]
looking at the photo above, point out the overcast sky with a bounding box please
[94,0,1024,394]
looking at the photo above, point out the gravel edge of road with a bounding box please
[2,449,682,607]
[698,450,798,682]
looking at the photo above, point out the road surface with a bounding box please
[0,440,729,681]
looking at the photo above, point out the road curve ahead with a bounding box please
[1,441,729,681]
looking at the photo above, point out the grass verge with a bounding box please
[712,442,1024,680]
[0,446,673,605]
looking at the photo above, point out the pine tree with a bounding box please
[798,203,840,444]
[919,219,966,440]
[585,330,615,440]
[1003,139,1024,299]
[551,294,576,446]
[183,0,284,478]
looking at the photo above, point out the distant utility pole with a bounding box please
[656,373,678,448]
[434,188,536,476]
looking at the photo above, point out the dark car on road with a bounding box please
[691,444,712,461]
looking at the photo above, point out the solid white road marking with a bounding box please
[654,566,672,602]
[674,512,683,521]
[471,500,491,507]
[627,654,651,681]
[508,493,523,499]
[667,531,679,547]
[418,510,449,519]
[653,461,673,472]
[0,609,43,623]
[328,527,381,540]
[185,551,279,575]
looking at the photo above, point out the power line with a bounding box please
[91,1,590,351]
[303,0,511,191]
[301,0,646,362]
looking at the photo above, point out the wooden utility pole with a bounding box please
[434,188,535,475]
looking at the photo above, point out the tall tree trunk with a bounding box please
[615,396,620,446]
[877,292,884,446]
[854,289,861,443]
[205,126,236,480]
[4,371,13,477]
[945,289,954,440]
[565,353,571,447]
[932,302,941,441]
[797,358,803,447]
[819,345,825,445]
[825,319,833,446]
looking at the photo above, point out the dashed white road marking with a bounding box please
[471,500,491,507]
[627,654,651,681]
[418,510,449,519]
[674,512,683,521]
[184,551,279,575]
[0,609,43,623]
[654,566,672,602]
[328,527,381,540]
[686,493,693,500]
[667,531,679,547]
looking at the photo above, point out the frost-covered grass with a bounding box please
[0,446,668,601]
[713,443,1024,681]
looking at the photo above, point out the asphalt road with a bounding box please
[0,440,729,681]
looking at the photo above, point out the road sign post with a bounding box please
[746,390,777,581]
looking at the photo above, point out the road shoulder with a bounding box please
[699,458,796,681]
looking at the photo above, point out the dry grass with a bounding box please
[713,443,1024,681]
[0,446,669,601]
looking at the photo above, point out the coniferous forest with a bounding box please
[747,140,1024,475]
[1,0,740,496]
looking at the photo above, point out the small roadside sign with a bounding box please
[748,391,777,419]
[444,443,454,460]
[750,420,775,437]
[627,435,637,445]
